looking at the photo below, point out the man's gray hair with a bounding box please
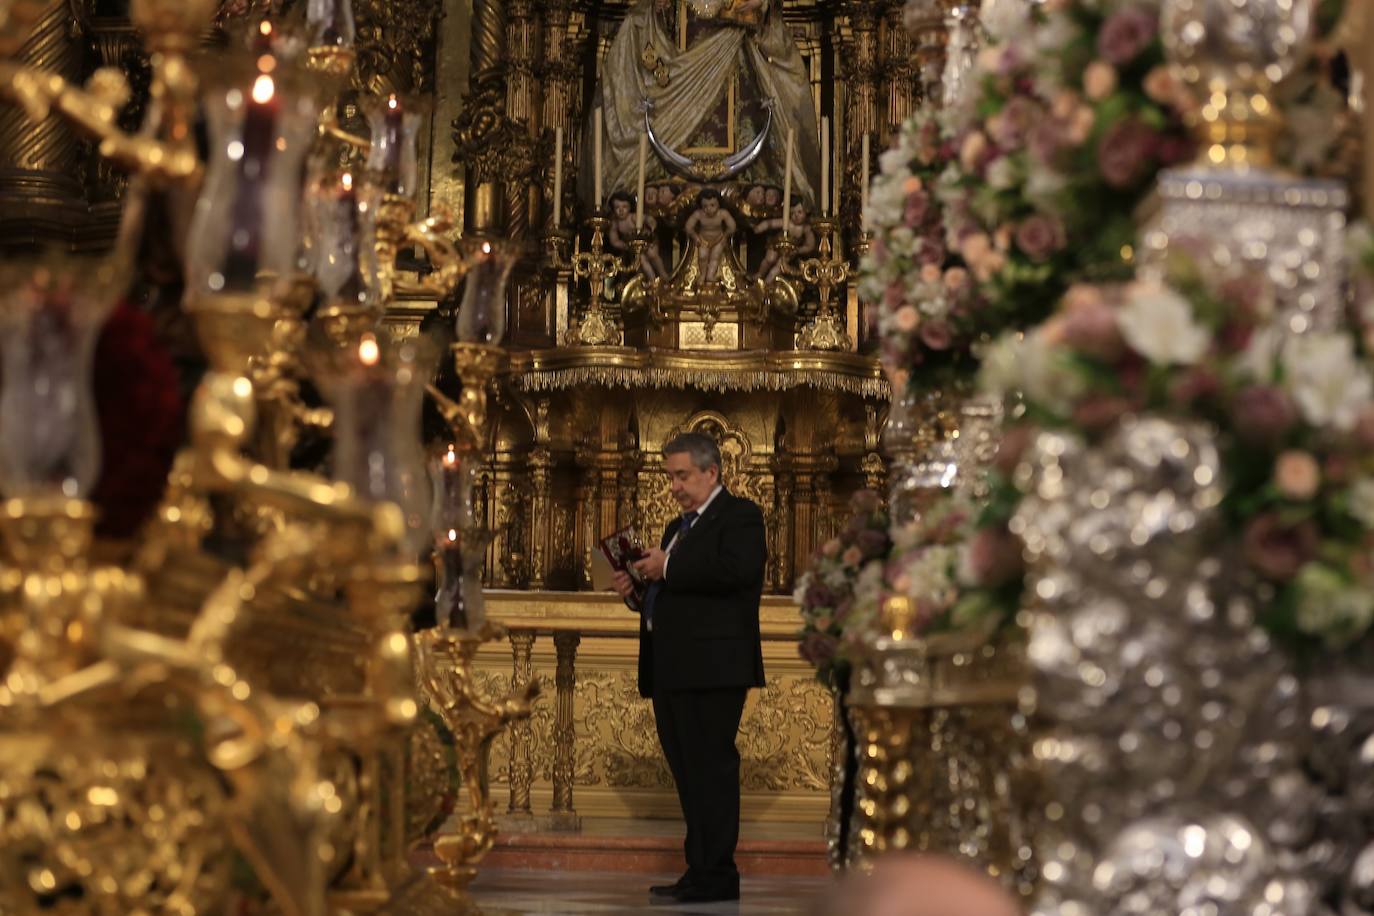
[663,432,722,475]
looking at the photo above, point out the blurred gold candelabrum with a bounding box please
[0,2,527,913]
[558,213,627,346]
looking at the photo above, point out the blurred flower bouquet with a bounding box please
[795,490,890,682]
[860,0,1191,390]
[981,242,1374,653]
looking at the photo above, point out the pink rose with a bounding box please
[1357,405,1374,449]
[842,545,864,566]
[988,97,1037,148]
[1061,299,1123,359]
[973,250,1007,282]
[994,424,1035,476]
[1067,105,1096,145]
[1063,283,1107,313]
[960,131,990,172]
[1014,214,1066,263]
[821,538,841,558]
[1072,396,1132,431]
[1029,120,1067,165]
[920,263,942,284]
[883,283,904,308]
[1098,117,1158,188]
[1051,90,1081,121]
[1098,6,1158,65]
[919,320,954,351]
[960,232,992,265]
[943,267,970,290]
[902,175,924,194]
[1083,61,1119,101]
[1243,513,1318,581]
[1232,386,1296,446]
[994,224,1014,253]
[967,526,1025,586]
[893,305,920,332]
[904,190,930,227]
[1143,65,1179,106]
[1274,450,1321,500]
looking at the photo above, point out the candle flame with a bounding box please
[481,241,492,255]
[447,529,458,543]
[341,171,353,191]
[251,74,275,105]
[387,95,399,110]
[358,333,380,366]
[259,21,272,35]
[442,444,458,466]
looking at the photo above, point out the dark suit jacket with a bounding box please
[637,489,768,698]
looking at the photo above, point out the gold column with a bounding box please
[771,471,794,591]
[507,629,537,817]
[0,0,87,247]
[539,0,577,231]
[618,447,643,531]
[464,0,506,235]
[883,2,920,142]
[527,445,554,589]
[550,630,582,830]
[574,456,598,591]
[505,0,540,238]
[839,2,881,230]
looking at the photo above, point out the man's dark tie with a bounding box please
[644,510,698,627]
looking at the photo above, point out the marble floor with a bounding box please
[467,868,836,915]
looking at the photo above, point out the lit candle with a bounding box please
[594,107,604,211]
[861,133,871,230]
[553,126,564,228]
[820,117,830,214]
[782,126,794,227]
[636,131,648,230]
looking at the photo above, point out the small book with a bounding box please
[598,526,649,611]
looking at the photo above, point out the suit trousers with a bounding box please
[652,685,749,889]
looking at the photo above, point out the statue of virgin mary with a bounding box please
[582,0,821,208]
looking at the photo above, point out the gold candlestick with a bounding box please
[564,213,626,347]
[797,217,853,351]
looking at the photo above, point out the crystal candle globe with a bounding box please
[0,256,125,500]
[302,168,371,312]
[306,0,356,48]
[455,240,518,346]
[318,332,436,557]
[363,94,424,200]
[184,53,320,302]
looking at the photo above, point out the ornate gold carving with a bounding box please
[640,44,671,87]
[506,630,537,815]
[550,631,581,823]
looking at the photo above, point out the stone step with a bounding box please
[480,830,830,877]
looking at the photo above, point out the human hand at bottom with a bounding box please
[633,548,667,581]
[612,570,635,600]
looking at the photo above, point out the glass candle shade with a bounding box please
[0,256,125,500]
[301,168,371,313]
[429,443,488,631]
[306,0,356,48]
[455,240,518,346]
[184,54,320,302]
[317,333,435,557]
[362,94,424,200]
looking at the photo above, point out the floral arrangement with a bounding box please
[795,490,890,682]
[860,0,1192,388]
[979,245,1374,652]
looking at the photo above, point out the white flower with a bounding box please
[979,0,1033,43]
[879,146,913,179]
[1349,478,1374,530]
[1024,163,1068,216]
[1116,282,1210,366]
[986,156,1017,191]
[1236,325,1282,383]
[1295,564,1374,649]
[1282,332,1374,432]
[1034,12,1080,54]
[865,175,907,228]
[886,226,920,259]
[978,330,1084,413]
[978,333,1026,399]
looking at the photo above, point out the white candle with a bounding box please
[594,107,604,211]
[636,131,648,230]
[861,133,870,230]
[820,116,830,214]
[782,126,794,228]
[553,126,564,228]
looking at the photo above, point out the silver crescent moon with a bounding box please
[642,100,773,183]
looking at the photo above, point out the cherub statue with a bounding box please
[608,190,669,281]
[684,188,736,285]
[752,201,816,283]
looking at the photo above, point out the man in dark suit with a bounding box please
[612,432,767,904]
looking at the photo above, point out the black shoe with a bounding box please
[649,876,691,899]
[672,883,740,903]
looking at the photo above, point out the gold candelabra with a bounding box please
[559,213,626,346]
[797,216,853,351]
[0,1,517,913]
